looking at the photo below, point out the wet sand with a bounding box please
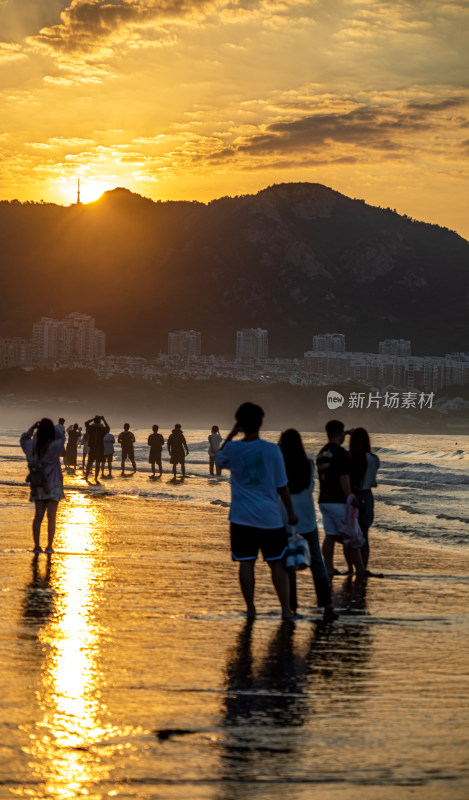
[1,486,468,800]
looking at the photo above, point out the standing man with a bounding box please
[316,419,365,578]
[216,402,298,621]
[84,415,110,484]
[148,425,165,478]
[118,423,137,475]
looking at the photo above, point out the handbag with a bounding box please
[285,526,311,571]
[338,496,365,549]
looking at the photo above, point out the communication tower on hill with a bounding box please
[76,178,81,205]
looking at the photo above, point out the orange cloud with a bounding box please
[28,0,309,55]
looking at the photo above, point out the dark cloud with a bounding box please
[30,0,212,53]
[405,98,467,114]
[235,106,432,157]
[201,98,469,166]
[29,0,274,54]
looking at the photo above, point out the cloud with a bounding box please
[203,97,467,162]
[27,0,309,56]
[28,0,224,54]
[0,0,70,43]
[0,42,27,63]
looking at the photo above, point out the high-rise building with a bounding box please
[312,333,345,352]
[168,330,202,358]
[63,312,100,363]
[236,328,268,363]
[31,313,105,364]
[0,337,32,367]
[379,339,411,356]
[32,317,64,363]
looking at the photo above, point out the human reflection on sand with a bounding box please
[21,493,121,799]
[219,576,372,797]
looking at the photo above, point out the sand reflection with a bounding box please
[25,492,116,799]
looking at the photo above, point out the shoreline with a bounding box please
[0,484,468,798]
[1,370,469,434]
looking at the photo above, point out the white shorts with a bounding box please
[319,503,347,536]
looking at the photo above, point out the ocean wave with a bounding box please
[374,520,469,547]
[374,446,467,460]
[380,470,469,487]
[436,513,469,525]
[398,504,425,516]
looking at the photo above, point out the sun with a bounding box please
[79,180,115,204]
[57,178,116,206]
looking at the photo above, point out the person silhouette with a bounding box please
[279,428,335,620]
[20,419,66,553]
[216,402,298,620]
[348,427,380,573]
[148,425,165,477]
[167,424,189,478]
[208,425,222,476]
[84,415,110,484]
[118,423,137,475]
[101,429,116,478]
[64,423,81,470]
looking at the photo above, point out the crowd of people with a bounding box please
[20,405,380,621]
[58,418,206,482]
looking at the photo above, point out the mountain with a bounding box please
[0,183,467,357]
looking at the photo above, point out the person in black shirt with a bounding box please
[167,424,189,478]
[316,419,365,578]
[118,423,137,474]
[148,425,165,477]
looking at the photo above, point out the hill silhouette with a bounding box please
[0,183,467,357]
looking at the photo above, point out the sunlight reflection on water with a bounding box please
[24,493,118,799]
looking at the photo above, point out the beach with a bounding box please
[0,425,468,799]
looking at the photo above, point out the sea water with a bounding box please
[0,426,468,799]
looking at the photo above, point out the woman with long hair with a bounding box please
[279,429,335,619]
[20,418,65,554]
[348,427,380,570]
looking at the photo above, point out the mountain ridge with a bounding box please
[0,182,467,357]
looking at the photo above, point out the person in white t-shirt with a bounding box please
[216,402,298,620]
[101,431,116,478]
[208,425,223,476]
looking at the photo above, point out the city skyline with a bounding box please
[0,313,449,364]
[0,2,468,239]
[1,312,467,393]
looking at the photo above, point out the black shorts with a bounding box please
[230,522,288,562]
[122,446,135,460]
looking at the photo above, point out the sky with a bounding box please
[1,0,468,238]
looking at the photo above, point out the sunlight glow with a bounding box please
[56,178,117,206]
[79,180,115,204]
[25,493,123,798]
